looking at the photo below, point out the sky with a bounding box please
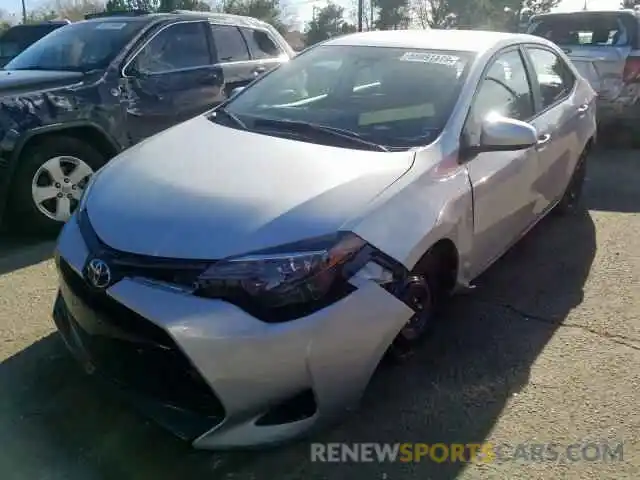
[0,0,625,28]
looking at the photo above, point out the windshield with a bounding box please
[221,45,473,150]
[528,13,631,47]
[5,20,147,72]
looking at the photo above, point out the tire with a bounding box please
[554,148,588,216]
[386,252,449,363]
[7,136,106,235]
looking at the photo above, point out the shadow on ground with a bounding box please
[0,231,55,275]
[0,204,597,480]
[586,148,640,213]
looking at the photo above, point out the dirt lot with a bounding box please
[0,150,639,480]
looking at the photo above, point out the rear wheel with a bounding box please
[8,136,106,234]
[554,147,588,215]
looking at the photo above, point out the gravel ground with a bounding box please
[0,149,639,480]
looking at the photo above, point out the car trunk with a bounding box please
[528,11,639,100]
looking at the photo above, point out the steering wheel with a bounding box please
[485,76,520,99]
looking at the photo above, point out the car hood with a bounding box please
[0,69,84,96]
[86,116,415,260]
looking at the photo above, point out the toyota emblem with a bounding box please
[85,258,112,289]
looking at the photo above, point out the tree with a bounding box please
[500,0,559,32]
[410,0,558,31]
[304,2,354,46]
[374,0,410,30]
[411,0,456,28]
[349,0,373,30]
[223,0,287,32]
[46,0,104,20]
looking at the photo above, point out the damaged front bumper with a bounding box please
[53,218,415,449]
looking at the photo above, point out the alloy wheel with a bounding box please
[31,156,94,222]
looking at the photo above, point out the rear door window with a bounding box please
[240,28,281,59]
[210,24,250,62]
[528,14,630,47]
[526,47,575,110]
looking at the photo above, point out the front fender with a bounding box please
[347,148,474,286]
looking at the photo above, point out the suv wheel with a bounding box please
[8,136,106,234]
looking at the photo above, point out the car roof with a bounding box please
[532,9,639,18]
[325,29,544,54]
[81,10,273,30]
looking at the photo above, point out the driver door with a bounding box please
[464,48,541,277]
[121,21,224,144]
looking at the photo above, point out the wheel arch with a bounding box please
[10,121,120,166]
[411,237,460,295]
[0,122,121,223]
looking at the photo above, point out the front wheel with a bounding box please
[386,275,437,362]
[8,136,106,234]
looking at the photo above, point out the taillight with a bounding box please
[623,56,640,83]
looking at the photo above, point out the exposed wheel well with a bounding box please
[585,136,595,153]
[18,126,119,162]
[413,238,459,295]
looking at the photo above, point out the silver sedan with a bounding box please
[52,29,597,449]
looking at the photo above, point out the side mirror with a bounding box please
[230,86,245,97]
[478,113,537,152]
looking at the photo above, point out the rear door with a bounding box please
[527,11,637,101]
[239,27,289,75]
[209,23,256,98]
[522,45,583,211]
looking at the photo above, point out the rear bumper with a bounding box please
[53,217,414,449]
[597,85,640,127]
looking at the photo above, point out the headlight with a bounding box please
[193,232,374,321]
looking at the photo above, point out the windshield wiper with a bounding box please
[252,118,389,152]
[210,107,247,129]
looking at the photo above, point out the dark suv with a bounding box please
[0,11,293,234]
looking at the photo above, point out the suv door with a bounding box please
[122,21,224,143]
[523,45,584,210]
[209,23,256,97]
[239,26,287,74]
[464,48,540,277]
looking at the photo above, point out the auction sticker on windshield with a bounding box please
[95,22,128,30]
[400,52,460,66]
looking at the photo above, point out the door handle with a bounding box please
[577,104,589,113]
[537,133,551,146]
[253,66,266,77]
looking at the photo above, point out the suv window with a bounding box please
[526,47,575,109]
[470,49,534,127]
[5,20,146,72]
[528,13,630,46]
[132,22,210,74]
[240,28,281,59]
[210,24,250,62]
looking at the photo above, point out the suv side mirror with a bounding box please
[478,114,537,152]
[230,86,245,97]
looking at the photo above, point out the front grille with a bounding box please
[78,209,209,288]
[57,258,225,421]
[59,257,172,347]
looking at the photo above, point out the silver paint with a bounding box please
[55,29,598,449]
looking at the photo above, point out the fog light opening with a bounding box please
[255,389,317,426]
